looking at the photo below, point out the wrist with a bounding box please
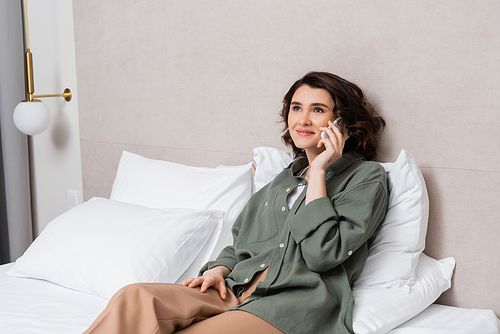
[210,265,230,278]
[308,168,326,182]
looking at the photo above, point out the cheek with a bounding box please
[287,114,296,128]
[312,115,334,128]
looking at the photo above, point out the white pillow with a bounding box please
[175,224,221,284]
[252,147,429,290]
[7,198,224,299]
[110,151,254,261]
[252,147,293,193]
[355,149,429,290]
[352,253,455,334]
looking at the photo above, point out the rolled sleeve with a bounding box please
[288,180,388,273]
[198,245,238,276]
[288,196,337,244]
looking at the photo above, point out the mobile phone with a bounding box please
[321,118,349,140]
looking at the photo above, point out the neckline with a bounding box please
[296,165,309,184]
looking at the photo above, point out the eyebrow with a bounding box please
[290,101,332,109]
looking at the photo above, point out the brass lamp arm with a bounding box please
[24,49,72,102]
[32,88,72,102]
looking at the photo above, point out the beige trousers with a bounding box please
[83,270,283,334]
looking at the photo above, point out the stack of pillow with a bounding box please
[8,151,255,298]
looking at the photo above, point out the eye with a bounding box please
[292,106,301,112]
[313,107,324,113]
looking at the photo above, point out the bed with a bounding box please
[3,0,500,333]
[1,148,499,333]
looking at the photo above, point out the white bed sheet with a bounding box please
[389,304,500,334]
[0,263,107,334]
[1,262,499,334]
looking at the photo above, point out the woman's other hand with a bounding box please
[179,266,230,300]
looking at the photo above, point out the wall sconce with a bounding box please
[13,0,72,136]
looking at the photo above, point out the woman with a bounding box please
[84,72,388,334]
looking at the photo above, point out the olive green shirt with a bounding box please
[200,151,388,333]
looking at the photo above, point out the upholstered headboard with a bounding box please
[73,1,500,316]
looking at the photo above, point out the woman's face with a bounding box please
[288,85,336,154]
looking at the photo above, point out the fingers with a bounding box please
[319,122,343,150]
[179,277,195,286]
[185,277,203,288]
[313,121,345,170]
[199,279,212,293]
[184,276,222,295]
[182,277,210,290]
[327,120,344,143]
[181,269,228,300]
[218,281,227,300]
[324,123,336,140]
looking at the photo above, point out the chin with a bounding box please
[293,139,317,151]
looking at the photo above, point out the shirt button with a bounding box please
[282,207,286,211]
[279,243,285,248]
[348,250,353,256]
[265,202,268,206]
[298,183,303,186]
[244,278,249,283]
[286,188,291,192]
[260,264,266,268]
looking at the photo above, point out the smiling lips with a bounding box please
[296,128,316,136]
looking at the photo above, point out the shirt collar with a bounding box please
[330,151,365,175]
[290,151,365,176]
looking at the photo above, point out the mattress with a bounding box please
[0,262,498,334]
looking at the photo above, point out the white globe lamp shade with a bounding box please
[13,100,51,135]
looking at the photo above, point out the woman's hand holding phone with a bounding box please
[304,120,345,205]
[314,120,345,169]
[321,118,349,140]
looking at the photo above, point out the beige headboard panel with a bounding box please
[73,1,500,316]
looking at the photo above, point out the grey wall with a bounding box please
[73,0,500,315]
[0,0,33,263]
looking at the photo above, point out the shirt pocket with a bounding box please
[246,190,279,243]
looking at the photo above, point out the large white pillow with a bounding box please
[175,224,221,284]
[355,149,429,290]
[252,147,429,290]
[252,147,293,193]
[7,198,224,299]
[110,151,254,260]
[353,253,455,334]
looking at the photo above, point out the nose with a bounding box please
[298,111,311,126]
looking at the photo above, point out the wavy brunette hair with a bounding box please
[280,72,386,161]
